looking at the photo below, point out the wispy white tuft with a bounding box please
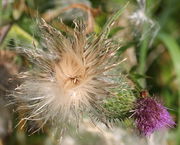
[129,0,160,46]
[12,16,126,134]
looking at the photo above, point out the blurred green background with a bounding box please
[0,0,180,145]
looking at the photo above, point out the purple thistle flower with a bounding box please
[133,97,175,136]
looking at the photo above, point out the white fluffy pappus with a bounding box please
[13,16,126,134]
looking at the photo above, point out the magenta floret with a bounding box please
[134,97,175,136]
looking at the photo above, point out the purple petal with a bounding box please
[133,97,175,136]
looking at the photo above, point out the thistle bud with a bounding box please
[101,90,136,122]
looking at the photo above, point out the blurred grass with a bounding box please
[158,33,180,145]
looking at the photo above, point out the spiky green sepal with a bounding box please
[100,90,137,122]
[103,92,136,120]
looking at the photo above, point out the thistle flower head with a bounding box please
[133,96,175,136]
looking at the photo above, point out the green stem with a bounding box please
[138,38,148,88]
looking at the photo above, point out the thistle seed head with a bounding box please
[13,17,125,133]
